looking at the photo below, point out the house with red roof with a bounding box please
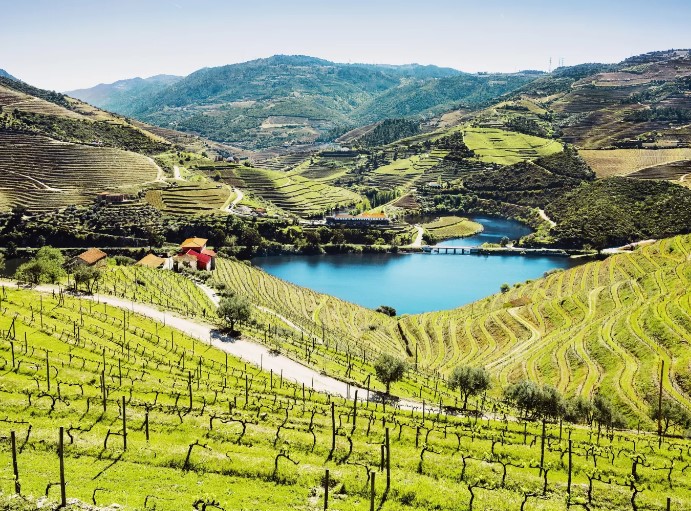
[176,238,217,271]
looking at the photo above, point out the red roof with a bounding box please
[186,250,212,266]
[201,248,216,257]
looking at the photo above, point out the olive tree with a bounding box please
[217,294,251,332]
[448,365,490,410]
[73,264,102,294]
[15,246,66,285]
[374,353,407,394]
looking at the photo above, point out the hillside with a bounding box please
[67,74,182,113]
[0,69,16,80]
[3,272,691,510]
[68,55,539,149]
[210,235,691,430]
[0,76,177,213]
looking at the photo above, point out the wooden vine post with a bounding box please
[58,427,66,507]
[658,360,665,448]
[385,427,391,493]
[567,439,572,503]
[539,419,546,476]
[122,396,127,450]
[11,431,20,494]
[323,468,329,510]
[370,471,376,511]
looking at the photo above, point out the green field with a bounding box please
[462,127,563,165]
[0,132,160,212]
[208,237,691,429]
[420,216,483,240]
[2,263,691,510]
[145,183,231,215]
[233,166,362,217]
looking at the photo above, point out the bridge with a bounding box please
[422,245,479,254]
[422,245,570,256]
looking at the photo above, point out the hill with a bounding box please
[68,55,539,149]
[67,74,182,115]
[0,76,175,212]
[3,269,691,510]
[209,235,691,430]
[0,69,16,80]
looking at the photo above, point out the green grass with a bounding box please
[420,216,483,240]
[462,127,563,165]
[1,285,691,510]
[233,166,362,217]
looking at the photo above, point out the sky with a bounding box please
[1,0,690,91]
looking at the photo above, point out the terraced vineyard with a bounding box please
[214,258,401,357]
[462,127,563,165]
[145,183,230,215]
[211,236,691,428]
[0,132,160,212]
[0,84,85,119]
[2,280,691,510]
[233,166,362,217]
[99,266,216,318]
[420,216,483,240]
[401,235,691,426]
[580,148,691,178]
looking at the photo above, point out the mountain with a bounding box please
[67,55,540,149]
[491,49,691,149]
[0,69,16,80]
[67,74,182,115]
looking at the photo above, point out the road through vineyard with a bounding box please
[0,280,415,406]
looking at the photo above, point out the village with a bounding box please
[70,237,218,273]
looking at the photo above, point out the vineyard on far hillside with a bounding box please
[233,166,362,216]
[401,235,691,427]
[0,132,160,212]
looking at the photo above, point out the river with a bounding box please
[253,216,580,315]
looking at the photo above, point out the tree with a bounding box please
[649,397,691,436]
[448,365,490,410]
[500,283,510,293]
[499,236,510,247]
[374,353,407,394]
[504,380,565,420]
[564,396,594,425]
[73,264,101,294]
[376,305,397,317]
[217,294,251,332]
[15,246,66,285]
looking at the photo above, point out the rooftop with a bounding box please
[76,248,107,265]
[181,237,208,249]
[136,253,167,268]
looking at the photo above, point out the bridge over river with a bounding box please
[422,245,571,256]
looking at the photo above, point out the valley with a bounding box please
[1,38,691,511]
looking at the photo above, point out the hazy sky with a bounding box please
[1,0,690,91]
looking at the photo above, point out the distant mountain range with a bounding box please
[67,55,540,149]
[67,74,182,115]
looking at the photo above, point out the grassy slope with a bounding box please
[420,216,483,240]
[2,260,691,510]
[211,236,691,428]
[233,166,362,216]
[462,128,563,165]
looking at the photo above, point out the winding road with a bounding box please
[2,280,428,409]
[410,224,425,248]
[538,208,556,228]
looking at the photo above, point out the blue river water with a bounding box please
[253,216,578,315]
